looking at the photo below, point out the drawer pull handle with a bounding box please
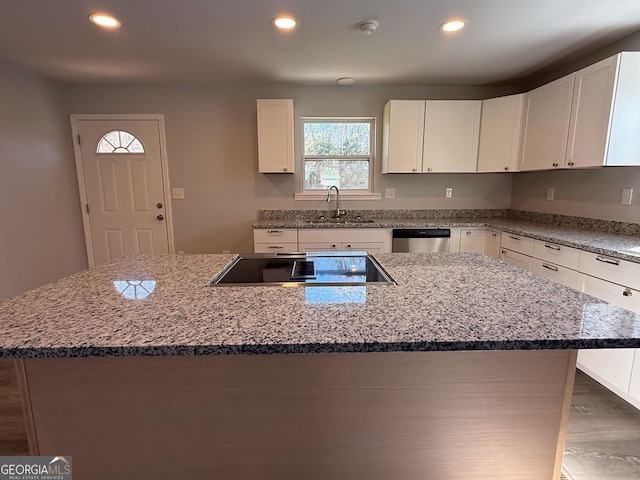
[508,235,520,241]
[595,256,620,266]
[542,264,558,272]
[623,288,632,297]
[267,245,284,249]
[466,231,472,235]
[544,244,561,251]
[267,230,284,233]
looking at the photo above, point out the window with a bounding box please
[302,118,374,192]
[97,130,145,154]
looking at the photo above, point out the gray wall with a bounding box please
[63,83,516,254]
[511,168,640,223]
[0,61,87,301]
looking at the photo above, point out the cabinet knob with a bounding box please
[412,168,417,172]
[504,167,509,171]
[568,162,574,167]
[623,288,632,297]
[283,167,288,172]
[332,244,336,248]
[552,163,559,167]
[156,202,163,209]
[156,214,164,221]
[466,231,471,235]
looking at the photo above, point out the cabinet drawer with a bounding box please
[298,228,391,244]
[254,228,298,243]
[578,251,640,291]
[533,240,580,269]
[531,259,579,290]
[254,243,298,253]
[500,232,534,256]
[579,273,640,313]
[500,248,532,271]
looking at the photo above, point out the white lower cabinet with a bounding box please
[484,230,501,259]
[500,248,532,271]
[577,273,640,406]
[459,228,486,254]
[531,258,580,289]
[253,228,298,253]
[297,228,392,254]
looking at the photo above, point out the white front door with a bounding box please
[73,116,173,266]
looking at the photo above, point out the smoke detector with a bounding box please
[359,19,379,35]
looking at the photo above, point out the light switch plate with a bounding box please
[384,188,396,199]
[172,187,185,200]
[546,187,555,201]
[445,188,452,198]
[621,188,633,205]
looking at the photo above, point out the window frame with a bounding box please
[295,117,380,200]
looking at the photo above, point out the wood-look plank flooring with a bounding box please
[0,359,638,479]
[563,370,640,480]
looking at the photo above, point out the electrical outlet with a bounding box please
[621,188,633,205]
[172,188,185,200]
[546,187,555,201]
[445,188,452,198]
[384,188,396,199]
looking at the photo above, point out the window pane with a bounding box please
[304,122,370,156]
[304,159,369,190]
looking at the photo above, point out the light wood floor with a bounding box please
[1,359,638,479]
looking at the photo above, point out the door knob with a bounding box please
[156,215,164,221]
[156,203,163,208]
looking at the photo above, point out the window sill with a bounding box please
[294,192,382,201]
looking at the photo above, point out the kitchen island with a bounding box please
[2,253,640,480]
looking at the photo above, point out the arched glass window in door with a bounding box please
[96,130,145,154]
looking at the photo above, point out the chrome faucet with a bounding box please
[326,185,345,218]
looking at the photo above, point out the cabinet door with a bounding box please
[341,242,384,254]
[477,94,524,172]
[520,74,575,171]
[382,100,425,173]
[565,55,619,168]
[423,101,481,172]
[257,99,294,173]
[500,249,532,271]
[298,242,339,252]
[607,52,640,166]
[484,230,501,259]
[459,229,486,254]
[577,274,638,394]
[531,259,579,290]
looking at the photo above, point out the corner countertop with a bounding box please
[1,253,639,358]
[253,218,640,263]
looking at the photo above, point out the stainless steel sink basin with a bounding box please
[306,218,375,224]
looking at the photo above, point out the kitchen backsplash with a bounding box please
[259,209,640,236]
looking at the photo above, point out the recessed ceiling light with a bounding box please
[272,16,298,30]
[89,13,121,28]
[440,19,467,33]
[337,77,356,86]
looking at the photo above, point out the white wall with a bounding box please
[63,83,516,254]
[0,61,87,301]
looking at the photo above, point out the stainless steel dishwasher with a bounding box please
[391,228,451,253]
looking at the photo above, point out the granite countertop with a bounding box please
[1,253,639,358]
[253,218,640,263]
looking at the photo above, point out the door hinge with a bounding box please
[85,204,90,214]
[77,134,81,145]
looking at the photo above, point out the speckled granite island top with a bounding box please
[2,253,640,358]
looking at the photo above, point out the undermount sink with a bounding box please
[306,218,375,224]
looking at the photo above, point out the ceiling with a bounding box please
[1,0,640,86]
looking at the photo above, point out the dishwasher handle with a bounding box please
[392,229,451,238]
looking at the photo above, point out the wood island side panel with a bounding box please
[21,350,575,480]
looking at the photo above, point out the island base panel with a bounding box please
[20,350,576,480]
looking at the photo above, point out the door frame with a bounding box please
[70,114,176,267]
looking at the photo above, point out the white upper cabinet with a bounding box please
[423,100,481,172]
[256,99,294,173]
[382,100,425,173]
[519,73,575,171]
[382,100,480,173]
[477,94,524,173]
[566,52,640,168]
